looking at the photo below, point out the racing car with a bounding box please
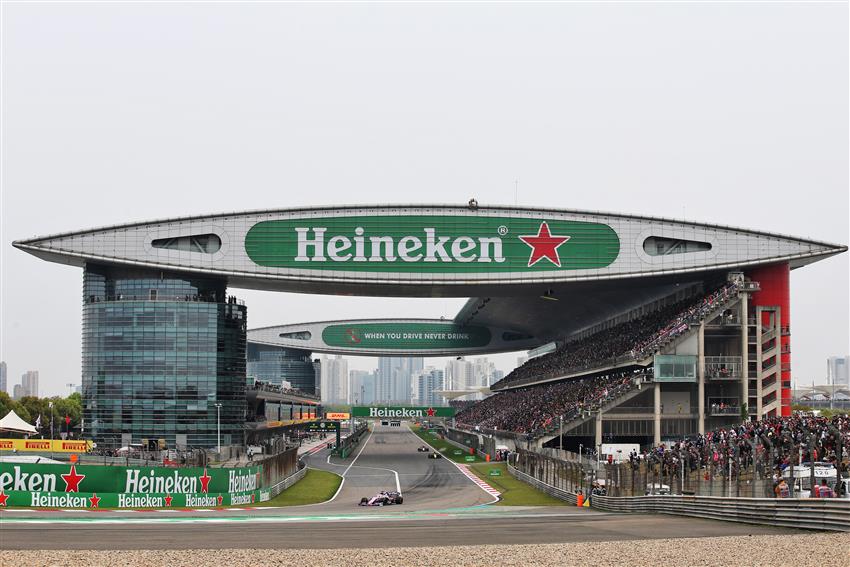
[417,445,430,452]
[359,491,403,506]
[428,452,443,459]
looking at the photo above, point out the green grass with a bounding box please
[469,463,568,506]
[410,425,485,463]
[253,468,342,507]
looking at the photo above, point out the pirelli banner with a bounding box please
[0,462,263,509]
[0,438,93,453]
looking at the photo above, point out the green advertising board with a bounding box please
[0,462,261,509]
[351,406,455,418]
[323,322,491,350]
[464,456,476,462]
[488,469,502,477]
[245,216,619,273]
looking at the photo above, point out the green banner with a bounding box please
[323,322,491,350]
[351,406,455,418]
[0,462,260,495]
[245,215,619,273]
[0,490,260,509]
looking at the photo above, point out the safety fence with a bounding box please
[257,445,299,490]
[590,494,850,531]
[335,423,369,458]
[508,448,850,531]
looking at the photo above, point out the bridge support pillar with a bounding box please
[594,411,603,449]
[654,382,662,445]
[698,322,705,435]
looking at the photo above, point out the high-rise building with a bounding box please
[827,355,850,388]
[321,355,349,404]
[81,265,247,449]
[21,371,39,397]
[349,370,377,405]
[12,384,23,401]
[444,358,472,391]
[413,367,444,407]
[0,361,6,394]
[376,357,423,403]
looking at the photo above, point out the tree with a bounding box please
[0,391,32,423]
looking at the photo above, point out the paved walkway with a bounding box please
[217,434,335,468]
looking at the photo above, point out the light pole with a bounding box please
[214,403,222,455]
[579,443,583,465]
[49,401,54,459]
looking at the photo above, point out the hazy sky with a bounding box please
[1,2,847,397]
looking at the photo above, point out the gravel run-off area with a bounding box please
[2,533,848,567]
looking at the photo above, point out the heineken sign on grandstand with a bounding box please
[352,406,455,418]
[323,322,490,350]
[0,462,261,509]
[245,216,619,272]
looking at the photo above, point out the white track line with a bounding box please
[347,464,401,494]
[405,423,500,504]
[323,427,374,503]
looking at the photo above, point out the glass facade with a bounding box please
[247,344,319,395]
[82,265,246,449]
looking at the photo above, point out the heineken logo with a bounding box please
[245,215,619,273]
[352,406,454,418]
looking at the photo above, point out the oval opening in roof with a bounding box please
[151,234,221,254]
[643,236,711,256]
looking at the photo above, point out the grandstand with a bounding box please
[455,274,800,452]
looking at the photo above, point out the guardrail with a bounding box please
[507,462,578,505]
[266,460,307,499]
[590,494,850,531]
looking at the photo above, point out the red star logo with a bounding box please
[518,222,571,267]
[164,494,173,507]
[61,465,86,493]
[216,494,223,506]
[0,491,8,507]
[199,468,211,494]
[89,493,101,509]
[426,407,436,417]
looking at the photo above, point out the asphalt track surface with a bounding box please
[0,425,803,550]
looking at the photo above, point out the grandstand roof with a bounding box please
[15,204,845,343]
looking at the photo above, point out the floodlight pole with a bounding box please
[49,401,54,459]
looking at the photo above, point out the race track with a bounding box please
[0,424,804,550]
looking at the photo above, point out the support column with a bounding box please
[654,382,662,445]
[698,322,705,435]
[740,292,749,419]
[595,411,603,449]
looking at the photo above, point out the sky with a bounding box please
[1,2,848,397]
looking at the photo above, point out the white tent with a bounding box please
[0,410,38,434]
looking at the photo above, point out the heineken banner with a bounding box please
[0,489,260,509]
[323,322,491,350]
[351,406,455,418]
[245,215,619,272]
[0,462,261,508]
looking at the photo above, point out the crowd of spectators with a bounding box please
[455,370,640,437]
[632,414,849,496]
[491,281,743,390]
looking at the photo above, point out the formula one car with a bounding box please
[417,445,430,452]
[359,491,403,506]
[428,452,443,459]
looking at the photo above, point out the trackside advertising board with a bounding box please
[351,406,455,418]
[0,462,261,509]
[0,439,93,452]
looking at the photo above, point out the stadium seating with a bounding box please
[491,281,743,390]
[455,371,639,436]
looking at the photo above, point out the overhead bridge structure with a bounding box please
[13,204,847,448]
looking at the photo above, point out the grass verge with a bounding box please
[253,468,342,507]
[410,425,485,463]
[468,463,568,506]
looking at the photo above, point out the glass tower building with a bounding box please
[82,265,247,449]
[247,344,319,395]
